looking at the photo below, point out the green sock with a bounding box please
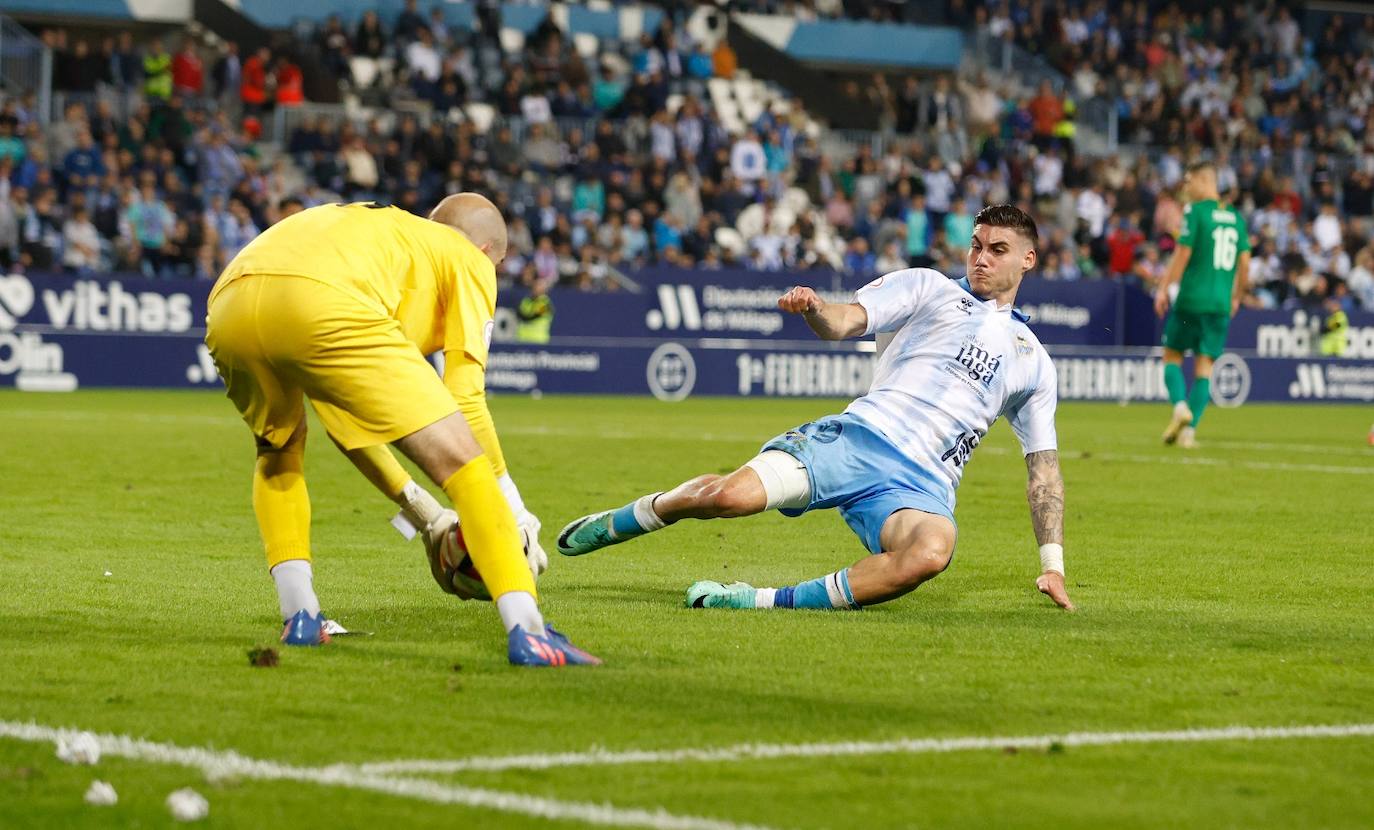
[1189,377,1211,427]
[1164,363,1187,405]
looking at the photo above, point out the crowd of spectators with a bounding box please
[2,1,1373,317]
[962,0,1374,311]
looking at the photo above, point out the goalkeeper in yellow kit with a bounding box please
[205,194,600,666]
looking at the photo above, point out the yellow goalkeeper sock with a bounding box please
[441,456,536,600]
[254,435,312,569]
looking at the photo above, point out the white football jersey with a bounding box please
[845,268,1058,498]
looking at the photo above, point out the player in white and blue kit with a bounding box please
[558,205,1074,611]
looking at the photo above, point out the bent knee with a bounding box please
[258,420,307,455]
[890,545,953,588]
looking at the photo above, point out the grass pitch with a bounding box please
[1,390,1372,829]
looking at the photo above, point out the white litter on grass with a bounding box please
[103,571,113,577]
[0,720,768,830]
[84,780,118,806]
[56,732,100,765]
[167,788,209,821]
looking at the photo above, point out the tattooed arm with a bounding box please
[1026,450,1074,610]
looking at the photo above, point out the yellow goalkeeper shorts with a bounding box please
[205,274,459,450]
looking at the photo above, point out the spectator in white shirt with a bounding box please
[1313,202,1343,252]
[1032,146,1063,199]
[405,28,442,83]
[62,206,101,271]
[1076,183,1110,238]
[730,131,766,192]
[921,156,956,220]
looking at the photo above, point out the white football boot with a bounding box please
[1162,402,1193,445]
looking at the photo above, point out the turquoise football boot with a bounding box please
[556,510,620,556]
[685,580,759,609]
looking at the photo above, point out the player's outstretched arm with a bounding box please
[1026,450,1074,611]
[330,440,464,585]
[778,286,868,340]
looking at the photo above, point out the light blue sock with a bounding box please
[608,493,666,539]
[770,569,858,610]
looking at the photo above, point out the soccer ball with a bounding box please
[438,523,492,602]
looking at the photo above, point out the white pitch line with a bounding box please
[1065,450,1374,476]
[353,723,1374,776]
[5,409,1369,475]
[1113,436,1363,456]
[0,409,241,426]
[0,720,769,830]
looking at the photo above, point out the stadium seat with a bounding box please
[782,187,811,215]
[349,56,379,89]
[769,207,797,235]
[550,3,570,32]
[739,98,764,125]
[713,226,746,256]
[464,102,497,134]
[499,28,526,55]
[573,33,599,59]
[619,6,644,42]
[736,204,765,238]
[731,78,756,104]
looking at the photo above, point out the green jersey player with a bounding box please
[1153,161,1251,448]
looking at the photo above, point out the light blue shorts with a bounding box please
[760,413,957,554]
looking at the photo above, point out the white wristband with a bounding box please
[497,472,526,517]
[392,479,443,540]
[1039,543,1064,576]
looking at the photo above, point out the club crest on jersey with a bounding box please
[954,338,1002,388]
[1015,334,1034,356]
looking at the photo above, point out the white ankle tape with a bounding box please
[634,493,666,531]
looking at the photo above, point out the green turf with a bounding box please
[1,390,1372,829]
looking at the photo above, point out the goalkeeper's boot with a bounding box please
[556,510,622,556]
[280,609,333,647]
[1178,426,1199,449]
[686,580,759,609]
[1161,401,1193,445]
[508,624,602,667]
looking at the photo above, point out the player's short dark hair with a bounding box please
[973,204,1039,251]
[1187,159,1216,175]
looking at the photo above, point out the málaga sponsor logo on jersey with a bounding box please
[940,429,984,468]
[1255,309,1374,359]
[950,337,1002,392]
[644,284,849,336]
[1287,362,1374,402]
[734,351,873,397]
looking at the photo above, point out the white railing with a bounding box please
[0,14,52,123]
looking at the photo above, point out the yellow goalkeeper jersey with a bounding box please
[211,201,497,366]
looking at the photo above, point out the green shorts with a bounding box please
[1162,309,1230,358]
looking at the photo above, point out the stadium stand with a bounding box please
[0,1,1369,313]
